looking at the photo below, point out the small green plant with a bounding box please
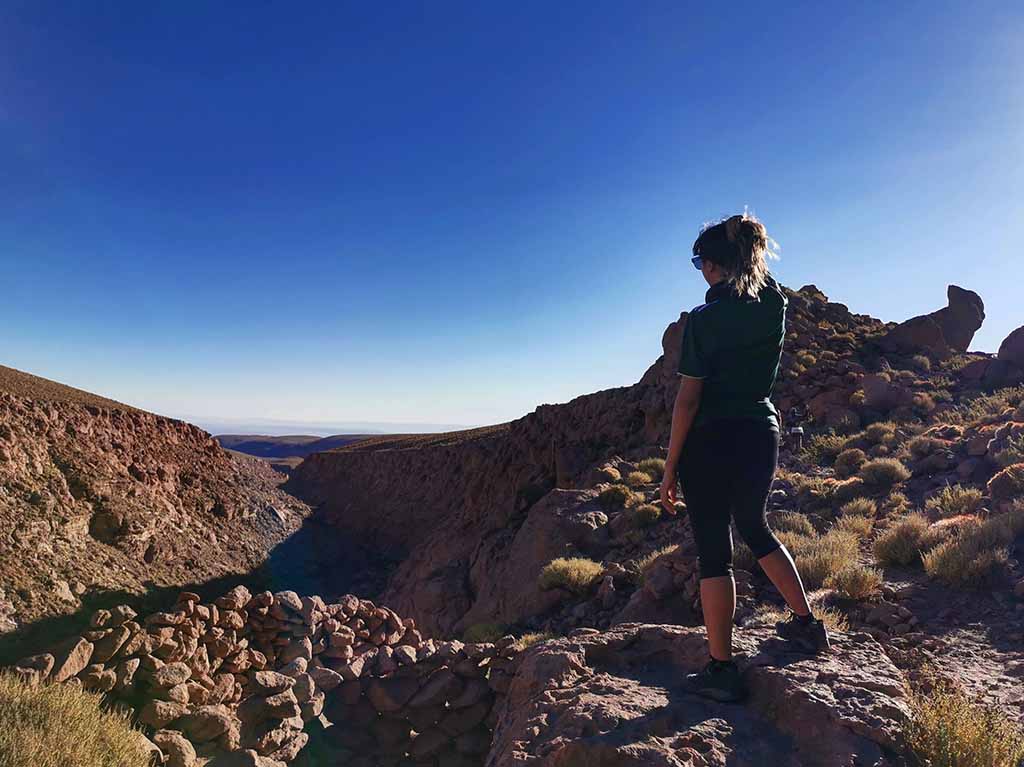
[625,470,653,488]
[833,448,867,479]
[637,457,666,480]
[0,672,152,767]
[633,503,662,527]
[925,485,984,518]
[825,563,883,600]
[463,622,507,643]
[906,674,1024,767]
[598,484,637,510]
[538,557,605,595]
[873,513,929,567]
[987,463,1024,505]
[858,457,910,490]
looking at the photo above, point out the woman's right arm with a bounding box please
[660,375,702,514]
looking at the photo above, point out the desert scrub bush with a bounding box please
[463,622,506,643]
[925,485,983,518]
[0,672,151,767]
[796,350,817,367]
[834,514,874,539]
[635,544,679,584]
[833,448,867,479]
[913,392,937,415]
[770,511,816,537]
[637,457,666,479]
[906,674,1024,767]
[948,386,1024,425]
[825,563,883,600]
[598,484,638,510]
[865,421,898,445]
[993,435,1024,468]
[882,491,911,516]
[633,503,662,528]
[538,557,605,595]
[911,354,932,372]
[748,602,850,632]
[793,476,837,513]
[515,632,556,651]
[839,497,877,518]
[908,434,942,459]
[857,457,910,490]
[849,389,867,407]
[625,470,653,488]
[830,477,868,508]
[801,432,848,466]
[781,529,860,589]
[873,513,929,567]
[922,507,1024,587]
[594,465,621,483]
[987,463,1024,505]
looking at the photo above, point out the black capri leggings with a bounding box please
[678,418,782,579]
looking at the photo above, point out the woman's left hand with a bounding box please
[660,468,678,515]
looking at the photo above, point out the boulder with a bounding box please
[153,729,197,767]
[880,285,984,356]
[50,637,94,683]
[488,623,910,767]
[998,325,1024,366]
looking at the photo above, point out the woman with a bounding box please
[659,213,829,704]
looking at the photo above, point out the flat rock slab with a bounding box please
[487,623,911,767]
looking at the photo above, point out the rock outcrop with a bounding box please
[488,623,911,767]
[879,284,985,356]
[0,365,309,632]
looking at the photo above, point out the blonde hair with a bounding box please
[693,212,779,298]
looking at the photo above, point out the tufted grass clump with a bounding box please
[925,485,984,518]
[906,674,1024,767]
[594,465,621,483]
[825,563,883,600]
[922,507,1024,587]
[908,435,942,459]
[865,421,898,445]
[858,458,911,491]
[771,511,816,537]
[872,513,930,567]
[780,529,860,590]
[911,354,932,372]
[801,433,848,466]
[993,435,1024,468]
[637,457,666,480]
[635,544,680,584]
[834,514,874,539]
[834,448,867,479]
[598,484,638,510]
[625,470,653,488]
[515,631,557,651]
[987,463,1024,505]
[748,602,849,633]
[633,503,662,528]
[839,497,877,519]
[463,622,507,643]
[538,557,605,595]
[0,672,152,767]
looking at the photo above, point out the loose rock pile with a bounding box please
[11,586,517,767]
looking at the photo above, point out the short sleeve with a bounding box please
[678,314,709,379]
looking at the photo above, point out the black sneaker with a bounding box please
[775,613,831,654]
[684,659,747,703]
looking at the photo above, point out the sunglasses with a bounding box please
[691,255,703,271]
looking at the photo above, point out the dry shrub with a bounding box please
[626,470,653,488]
[794,476,837,513]
[873,513,929,567]
[987,463,1024,505]
[463,622,506,643]
[993,435,1024,468]
[598,484,638,510]
[771,511,816,537]
[515,632,556,650]
[911,354,932,372]
[0,673,151,767]
[906,674,1024,767]
[748,601,849,633]
[801,433,848,466]
[633,503,662,528]
[594,465,621,483]
[834,448,867,479]
[538,557,605,594]
[834,514,873,539]
[637,457,666,479]
[831,477,868,507]
[925,485,983,518]
[839,497,877,518]
[908,435,942,458]
[882,491,911,516]
[858,458,910,490]
[865,421,898,445]
[780,529,860,590]
[825,564,883,600]
[922,507,1024,587]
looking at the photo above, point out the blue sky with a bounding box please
[2,2,1022,430]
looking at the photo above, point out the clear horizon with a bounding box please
[3,2,1022,427]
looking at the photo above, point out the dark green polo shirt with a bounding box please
[677,273,787,432]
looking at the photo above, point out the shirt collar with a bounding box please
[705,280,738,304]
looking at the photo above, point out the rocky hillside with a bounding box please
[0,365,310,636]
